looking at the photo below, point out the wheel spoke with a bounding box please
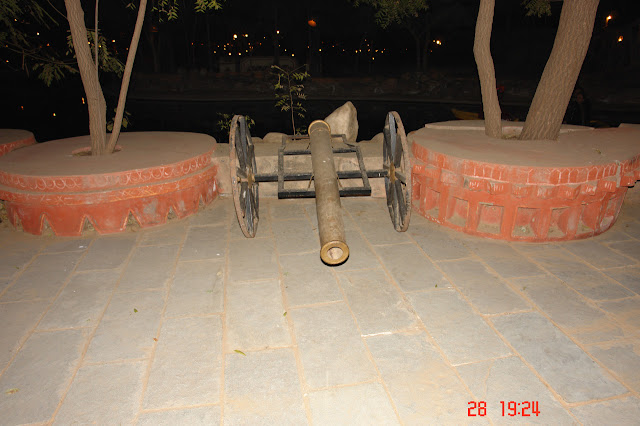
[394,136,403,169]
[239,182,248,213]
[388,113,397,165]
[251,184,259,221]
[394,180,406,226]
[395,171,407,184]
[244,186,253,234]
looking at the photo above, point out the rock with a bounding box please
[324,101,358,143]
[262,132,287,144]
[363,132,384,145]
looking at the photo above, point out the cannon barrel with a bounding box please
[308,120,349,265]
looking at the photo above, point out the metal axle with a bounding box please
[308,120,349,265]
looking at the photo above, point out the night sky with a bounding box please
[1,0,638,141]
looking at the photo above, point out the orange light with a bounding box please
[606,15,613,23]
[618,36,623,42]
[308,19,317,27]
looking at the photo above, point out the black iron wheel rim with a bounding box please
[383,111,411,232]
[230,115,259,238]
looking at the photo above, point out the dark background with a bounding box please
[1,0,639,142]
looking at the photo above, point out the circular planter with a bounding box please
[0,132,218,236]
[409,121,640,242]
[0,129,37,157]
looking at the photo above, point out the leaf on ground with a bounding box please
[435,284,438,288]
[153,338,158,342]
[133,308,138,313]
[283,311,287,317]
[5,388,19,395]
[234,349,246,356]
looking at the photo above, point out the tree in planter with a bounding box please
[64,0,147,156]
[272,65,309,136]
[475,0,600,140]
[64,0,223,156]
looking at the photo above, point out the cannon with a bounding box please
[229,111,411,265]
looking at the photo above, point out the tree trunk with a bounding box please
[474,0,501,138]
[106,0,147,153]
[519,0,599,141]
[65,0,107,154]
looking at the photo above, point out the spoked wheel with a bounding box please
[230,115,259,238]
[383,111,412,232]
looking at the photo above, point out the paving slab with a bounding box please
[366,331,476,424]
[0,300,50,369]
[0,196,637,423]
[0,329,87,425]
[374,243,450,292]
[38,270,120,330]
[563,239,637,269]
[513,274,628,344]
[180,225,227,261]
[0,245,40,279]
[267,198,309,220]
[618,220,640,239]
[438,259,530,315]
[137,406,221,425]
[463,240,544,278]
[144,316,222,409]
[228,238,279,282]
[223,348,306,424]
[308,382,399,425]
[337,268,418,335]
[1,251,83,302]
[608,239,640,261]
[41,237,92,253]
[117,244,180,292]
[346,199,412,246]
[601,266,640,294]
[138,219,189,246]
[53,361,146,425]
[76,233,137,271]
[597,297,640,330]
[456,356,576,424]
[290,302,377,389]
[408,289,511,365]
[190,199,230,226]
[331,228,377,272]
[408,222,473,261]
[570,395,640,425]
[587,339,640,393]
[530,249,635,300]
[164,260,224,317]
[279,252,343,306]
[225,279,290,351]
[271,218,318,255]
[84,290,165,362]
[491,312,627,403]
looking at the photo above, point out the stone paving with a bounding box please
[0,196,640,425]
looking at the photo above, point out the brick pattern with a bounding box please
[0,155,218,236]
[411,141,640,241]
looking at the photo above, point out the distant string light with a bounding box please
[618,36,623,42]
